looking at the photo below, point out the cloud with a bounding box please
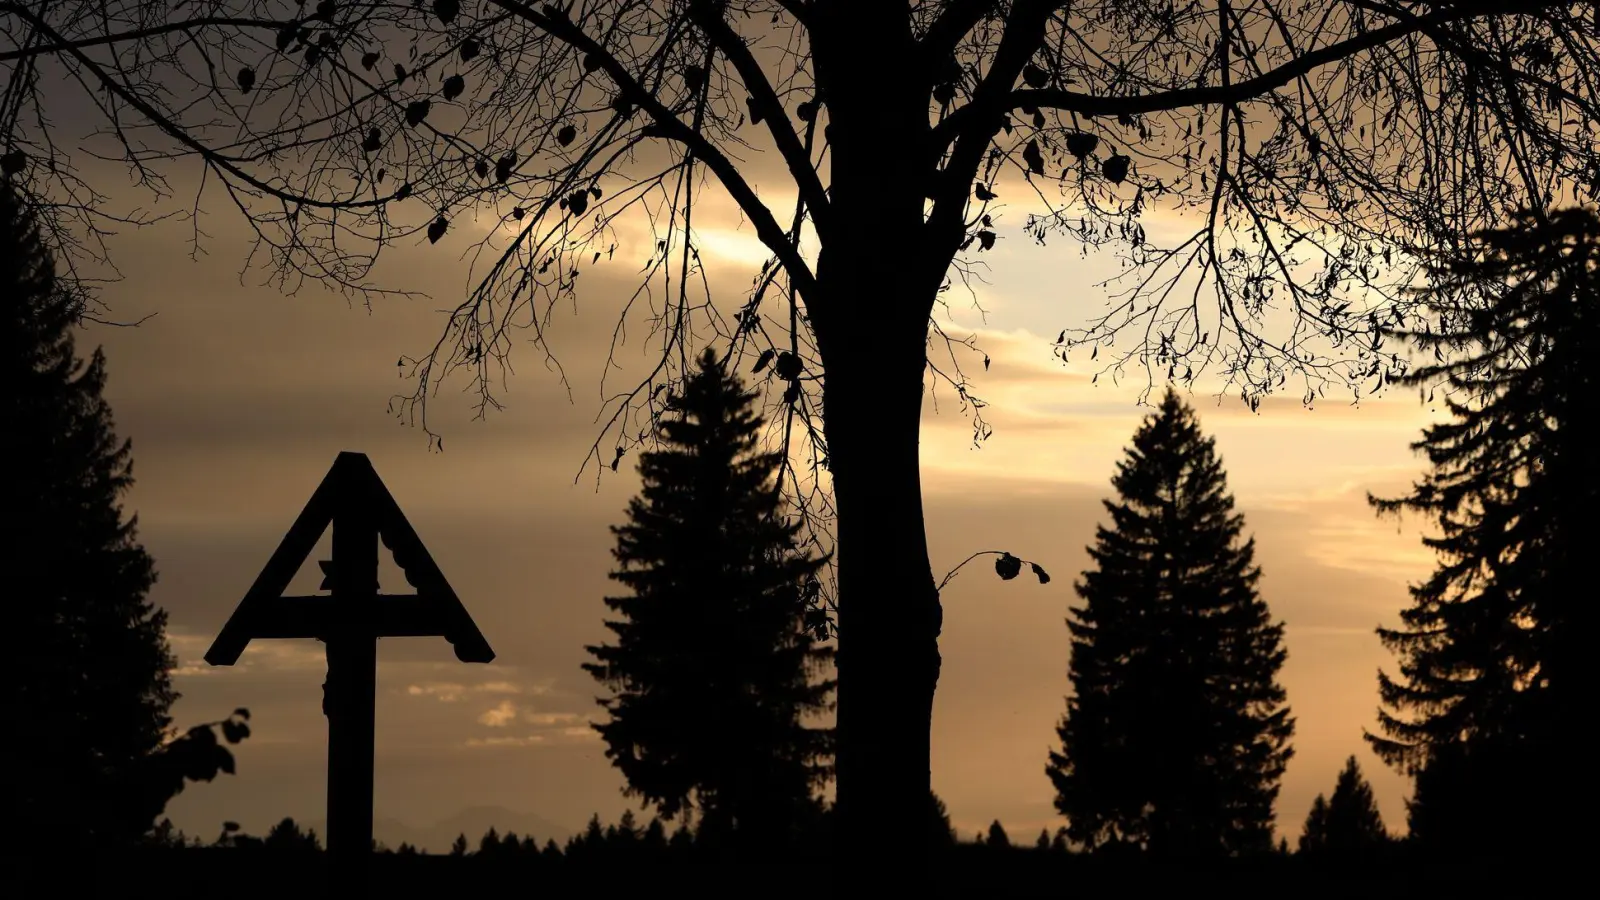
[692,224,776,268]
[523,711,582,727]
[404,676,556,704]
[461,721,596,748]
[408,683,469,702]
[477,681,524,695]
[478,700,519,727]
[464,735,546,748]
[168,627,329,674]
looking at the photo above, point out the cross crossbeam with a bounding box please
[218,594,475,640]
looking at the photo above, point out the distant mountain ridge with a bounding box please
[307,806,575,854]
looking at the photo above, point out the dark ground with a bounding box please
[4,847,1564,898]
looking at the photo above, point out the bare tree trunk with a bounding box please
[819,308,942,863]
[808,5,953,865]
[811,244,947,865]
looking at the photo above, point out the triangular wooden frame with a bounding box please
[204,451,494,666]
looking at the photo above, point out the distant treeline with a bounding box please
[66,818,1544,900]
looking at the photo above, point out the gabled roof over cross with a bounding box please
[204,451,494,666]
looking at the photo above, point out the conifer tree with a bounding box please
[585,350,835,850]
[1047,389,1294,857]
[986,820,1011,849]
[1300,757,1387,857]
[1324,757,1387,854]
[928,791,957,848]
[1368,207,1599,856]
[3,185,180,848]
[263,818,321,853]
[614,810,640,845]
[1299,795,1331,854]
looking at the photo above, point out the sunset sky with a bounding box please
[75,166,1449,850]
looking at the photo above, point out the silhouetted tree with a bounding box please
[478,826,501,856]
[146,818,191,849]
[1300,796,1331,855]
[565,813,607,861]
[613,810,641,847]
[668,822,694,853]
[929,791,957,849]
[263,818,321,853]
[3,184,204,849]
[7,4,1597,865]
[1300,756,1387,858]
[986,820,1011,849]
[1368,207,1600,858]
[585,350,834,852]
[449,833,468,857]
[1050,829,1070,854]
[643,818,668,851]
[1048,390,1294,857]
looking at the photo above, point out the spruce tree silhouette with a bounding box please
[986,820,1011,849]
[929,790,957,849]
[1368,207,1600,860]
[1047,389,1294,858]
[1299,756,1387,858]
[643,817,668,852]
[2,184,245,850]
[1299,795,1330,855]
[585,348,835,857]
[565,814,607,862]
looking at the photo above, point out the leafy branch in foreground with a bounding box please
[938,550,1052,594]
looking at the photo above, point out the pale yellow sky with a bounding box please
[78,169,1446,849]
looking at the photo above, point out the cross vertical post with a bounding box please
[325,481,379,866]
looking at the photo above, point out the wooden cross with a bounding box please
[205,452,494,864]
